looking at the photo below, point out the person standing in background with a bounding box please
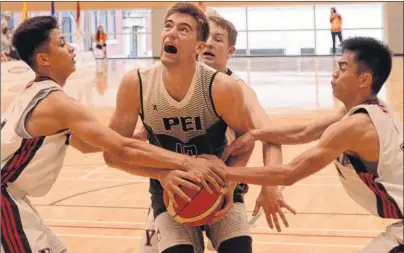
[94,25,108,59]
[1,11,12,30]
[1,27,19,60]
[330,7,343,55]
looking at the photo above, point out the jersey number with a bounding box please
[176,143,198,156]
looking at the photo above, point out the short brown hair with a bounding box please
[208,15,237,46]
[165,2,209,42]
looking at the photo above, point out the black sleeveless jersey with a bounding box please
[138,62,244,217]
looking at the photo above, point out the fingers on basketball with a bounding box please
[164,182,225,227]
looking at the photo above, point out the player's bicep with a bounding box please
[109,70,141,138]
[213,77,254,135]
[304,106,346,140]
[70,135,101,153]
[51,93,127,157]
[238,81,271,129]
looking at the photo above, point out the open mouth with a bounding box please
[202,51,215,57]
[164,44,178,54]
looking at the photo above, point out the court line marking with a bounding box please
[44,219,383,233]
[62,168,339,177]
[37,205,372,216]
[62,170,129,174]
[49,182,140,205]
[58,178,149,182]
[50,224,376,239]
[78,165,108,179]
[56,233,365,248]
[57,178,341,186]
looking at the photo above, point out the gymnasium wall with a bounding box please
[0,1,361,12]
[384,2,403,55]
[2,2,402,57]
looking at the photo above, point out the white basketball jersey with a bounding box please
[1,79,71,197]
[334,99,403,219]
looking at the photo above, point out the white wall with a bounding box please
[151,8,167,58]
[383,2,404,55]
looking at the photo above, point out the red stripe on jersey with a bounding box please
[1,189,32,252]
[359,172,402,219]
[1,137,45,187]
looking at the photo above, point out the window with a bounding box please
[83,12,92,50]
[248,5,315,31]
[234,31,247,55]
[212,7,247,31]
[248,31,315,55]
[109,10,116,39]
[99,11,108,33]
[61,12,72,43]
[93,11,98,34]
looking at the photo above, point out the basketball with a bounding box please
[163,183,225,227]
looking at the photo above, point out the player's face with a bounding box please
[160,13,205,66]
[331,51,372,102]
[37,29,76,77]
[200,21,235,71]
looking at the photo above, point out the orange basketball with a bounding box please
[163,183,225,227]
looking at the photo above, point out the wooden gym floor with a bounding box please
[1,56,403,253]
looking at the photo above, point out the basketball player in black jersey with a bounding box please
[133,13,296,253]
[104,4,294,253]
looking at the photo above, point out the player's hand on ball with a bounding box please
[184,156,226,194]
[208,183,234,225]
[158,170,201,208]
[253,186,296,232]
[221,131,255,161]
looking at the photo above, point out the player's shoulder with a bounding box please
[121,68,140,83]
[344,112,372,126]
[119,67,145,93]
[328,112,373,139]
[212,69,237,86]
[226,68,243,82]
[198,61,217,73]
[138,61,162,76]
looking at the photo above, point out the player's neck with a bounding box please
[344,94,377,111]
[162,62,196,90]
[35,69,67,87]
[217,64,227,74]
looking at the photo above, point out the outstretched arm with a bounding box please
[22,82,221,175]
[222,106,346,160]
[48,92,191,169]
[70,135,101,154]
[253,106,346,144]
[227,115,361,186]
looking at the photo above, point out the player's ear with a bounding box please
[227,46,235,60]
[36,53,50,67]
[359,72,372,89]
[196,42,206,55]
